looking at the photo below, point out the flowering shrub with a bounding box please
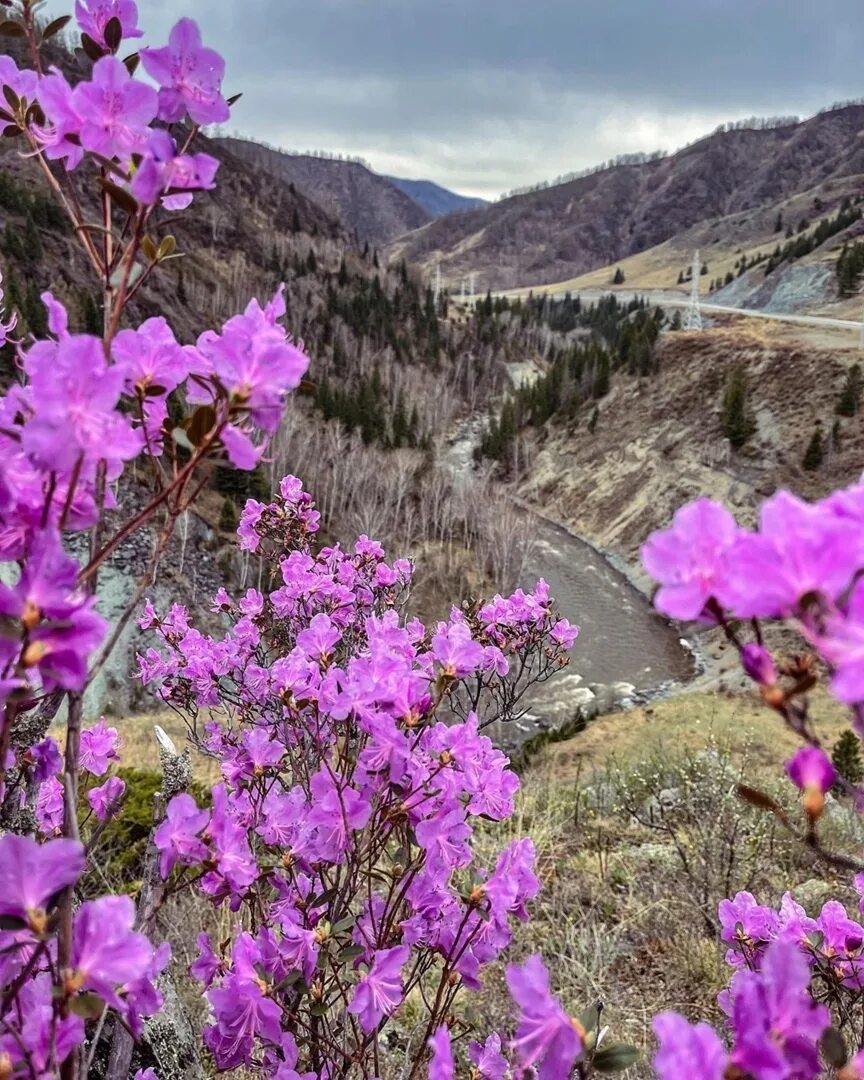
[0,1,310,1075]
[643,486,864,1077]
[136,478,597,1077]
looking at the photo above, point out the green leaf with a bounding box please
[103,15,122,51]
[309,1002,329,1017]
[0,20,26,37]
[141,236,158,262]
[593,1044,639,1073]
[186,405,216,447]
[123,53,140,76]
[338,944,365,962]
[2,125,20,139]
[70,992,106,1020]
[157,235,177,260]
[3,84,19,110]
[578,1004,601,1034]
[308,887,337,909]
[99,178,138,216]
[144,384,167,397]
[821,1027,847,1068]
[331,915,355,934]
[41,14,71,39]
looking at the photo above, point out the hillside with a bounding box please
[391,105,864,290]
[385,176,489,217]
[514,318,864,574]
[222,139,431,247]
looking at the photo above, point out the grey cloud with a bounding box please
[142,1,864,198]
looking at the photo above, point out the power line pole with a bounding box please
[432,262,441,304]
[683,250,703,331]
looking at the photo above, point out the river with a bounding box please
[443,421,695,738]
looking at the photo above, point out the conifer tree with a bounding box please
[721,365,756,449]
[832,729,864,787]
[837,363,862,417]
[802,426,824,471]
[612,267,625,285]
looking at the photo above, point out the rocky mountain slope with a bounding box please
[392,105,864,290]
[385,177,489,217]
[222,139,431,247]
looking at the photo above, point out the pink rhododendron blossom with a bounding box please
[154,793,210,877]
[428,1026,455,1080]
[0,835,85,927]
[347,945,410,1033]
[87,775,126,820]
[506,955,582,1080]
[75,0,143,47]
[140,18,230,126]
[653,1012,727,1080]
[80,718,120,776]
[641,497,740,620]
[71,56,157,159]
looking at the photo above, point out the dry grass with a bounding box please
[540,686,850,781]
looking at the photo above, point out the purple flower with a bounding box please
[22,334,140,472]
[189,932,223,989]
[140,18,230,126]
[653,1013,727,1080]
[26,736,63,782]
[130,130,219,207]
[506,954,582,1080]
[0,834,85,929]
[786,746,837,818]
[71,56,157,159]
[469,1033,508,1079]
[307,771,371,863]
[87,775,126,821]
[33,68,85,169]
[75,0,143,47]
[549,618,579,649]
[428,1026,455,1080]
[431,620,486,677]
[347,945,409,1033]
[36,775,65,836]
[80,718,120,776]
[72,896,154,1007]
[296,612,341,661]
[0,54,38,101]
[726,937,830,1079]
[641,498,741,620]
[740,643,777,686]
[723,491,863,619]
[205,973,283,1069]
[817,579,864,705]
[154,793,210,877]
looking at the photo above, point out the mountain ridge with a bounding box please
[389,104,864,291]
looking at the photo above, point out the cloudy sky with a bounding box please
[143,1,864,200]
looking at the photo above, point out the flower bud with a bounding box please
[741,643,777,686]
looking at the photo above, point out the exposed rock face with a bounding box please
[391,105,864,289]
[516,326,864,574]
